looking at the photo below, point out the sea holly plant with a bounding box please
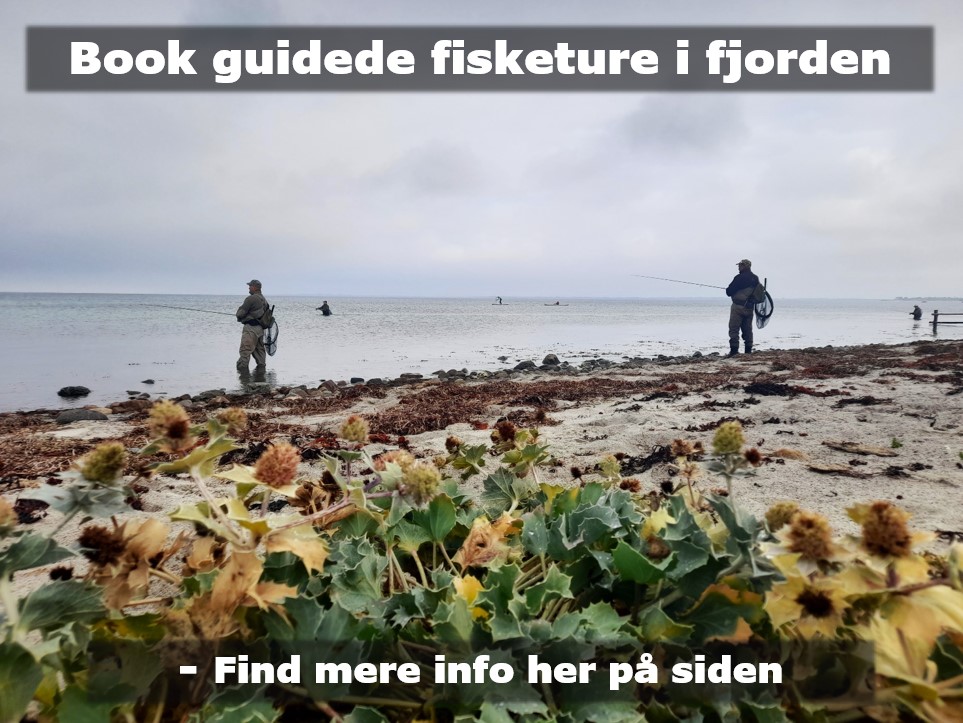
[1,408,962,721]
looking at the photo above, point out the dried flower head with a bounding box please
[79,525,126,567]
[744,448,763,466]
[491,420,517,445]
[445,436,463,453]
[292,481,328,511]
[79,441,127,484]
[766,501,800,532]
[216,407,248,435]
[786,511,834,561]
[671,439,697,458]
[49,566,73,581]
[340,415,370,444]
[0,497,16,533]
[678,459,701,482]
[645,535,671,560]
[712,421,745,455]
[599,455,621,479]
[432,455,447,469]
[860,501,913,558]
[148,400,191,441]
[254,442,301,489]
[401,462,441,507]
[620,478,642,493]
[374,449,415,472]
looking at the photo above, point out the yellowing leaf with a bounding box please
[492,512,522,538]
[124,519,169,560]
[224,498,270,537]
[454,575,489,620]
[454,575,483,605]
[868,586,963,680]
[246,582,298,610]
[453,516,510,569]
[214,464,260,487]
[265,527,329,574]
[210,551,263,614]
[539,483,566,509]
[708,617,754,644]
[186,537,220,574]
[643,506,676,538]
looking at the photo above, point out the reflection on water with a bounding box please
[2,293,961,411]
[237,366,277,388]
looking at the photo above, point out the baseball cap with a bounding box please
[247,279,261,286]
[737,259,751,267]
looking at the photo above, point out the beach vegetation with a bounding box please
[1,411,962,721]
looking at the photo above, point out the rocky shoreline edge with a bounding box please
[44,346,780,424]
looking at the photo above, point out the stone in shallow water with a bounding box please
[57,386,91,398]
[56,409,108,424]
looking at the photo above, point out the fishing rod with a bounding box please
[631,274,724,290]
[142,304,234,316]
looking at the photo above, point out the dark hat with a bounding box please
[737,259,751,267]
[247,279,261,287]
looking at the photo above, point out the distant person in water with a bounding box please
[318,301,332,316]
[553,301,560,305]
[910,305,922,320]
[496,297,503,305]
[725,259,760,357]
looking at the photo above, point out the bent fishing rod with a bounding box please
[631,274,725,290]
[142,304,234,316]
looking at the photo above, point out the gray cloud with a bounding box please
[621,95,747,153]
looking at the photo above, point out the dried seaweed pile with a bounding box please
[369,371,734,435]
[767,340,963,381]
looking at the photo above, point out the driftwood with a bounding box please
[821,441,898,457]
[807,462,871,478]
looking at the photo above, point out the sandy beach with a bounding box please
[3,338,962,597]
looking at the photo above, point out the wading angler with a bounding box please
[236,279,270,370]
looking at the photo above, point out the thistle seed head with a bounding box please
[861,501,913,558]
[148,400,191,441]
[374,449,415,472]
[786,511,834,561]
[340,415,370,444]
[401,462,441,507]
[766,501,800,532]
[79,441,127,484]
[216,407,248,435]
[254,442,301,489]
[712,421,745,455]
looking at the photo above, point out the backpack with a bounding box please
[260,304,275,329]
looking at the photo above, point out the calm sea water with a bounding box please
[1,293,960,412]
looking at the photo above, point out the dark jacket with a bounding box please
[236,293,268,326]
[726,270,760,306]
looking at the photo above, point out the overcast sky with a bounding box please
[1,1,960,298]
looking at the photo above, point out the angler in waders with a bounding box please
[236,279,269,370]
[725,260,760,357]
